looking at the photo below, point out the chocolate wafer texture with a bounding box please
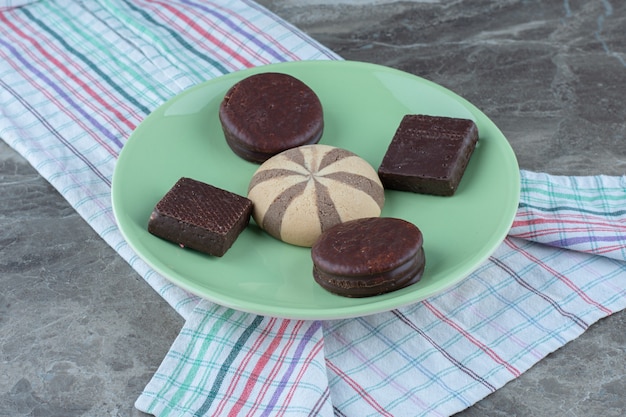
[247,144,385,247]
[148,177,253,257]
[378,114,479,196]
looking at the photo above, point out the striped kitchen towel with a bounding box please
[0,1,624,416]
[0,0,338,319]
[135,172,626,416]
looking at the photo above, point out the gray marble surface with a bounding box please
[1,0,625,416]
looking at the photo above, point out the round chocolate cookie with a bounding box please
[311,217,425,297]
[247,144,385,247]
[219,72,324,163]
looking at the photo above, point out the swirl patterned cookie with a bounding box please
[247,144,385,247]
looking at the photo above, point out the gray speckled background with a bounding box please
[2,1,625,416]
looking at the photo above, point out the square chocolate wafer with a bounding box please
[148,177,252,257]
[378,114,479,196]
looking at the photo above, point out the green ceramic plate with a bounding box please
[112,60,520,319]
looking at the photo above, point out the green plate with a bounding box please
[112,60,520,319]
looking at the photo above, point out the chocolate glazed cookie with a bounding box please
[311,217,425,297]
[219,72,324,163]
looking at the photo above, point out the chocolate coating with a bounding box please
[219,72,324,163]
[148,177,253,257]
[311,217,425,297]
[378,114,478,196]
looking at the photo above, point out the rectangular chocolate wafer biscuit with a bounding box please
[378,114,479,196]
[148,177,252,257]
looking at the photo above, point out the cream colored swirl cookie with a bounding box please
[247,144,385,247]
